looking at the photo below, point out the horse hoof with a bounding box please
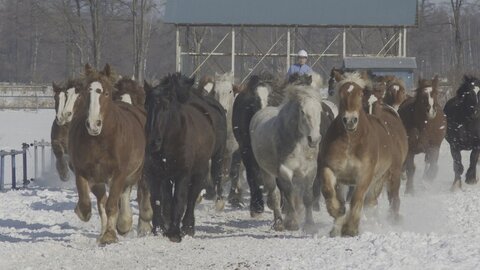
[404,188,414,196]
[166,232,182,243]
[284,219,300,231]
[465,178,478,185]
[181,226,195,237]
[341,226,359,237]
[59,172,70,182]
[74,205,91,222]
[138,222,152,237]
[215,197,226,212]
[98,230,118,245]
[272,219,285,231]
[450,180,462,192]
[250,203,264,218]
[203,191,216,201]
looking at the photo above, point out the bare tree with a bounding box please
[450,0,464,83]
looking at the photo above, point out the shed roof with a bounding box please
[343,57,417,70]
[164,0,418,27]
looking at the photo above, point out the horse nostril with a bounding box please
[342,117,348,124]
[307,136,313,144]
[352,117,358,124]
[96,120,102,127]
[67,112,72,117]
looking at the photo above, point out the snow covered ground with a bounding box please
[1,109,480,270]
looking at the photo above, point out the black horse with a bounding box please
[232,74,275,217]
[144,73,226,242]
[444,75,480,189]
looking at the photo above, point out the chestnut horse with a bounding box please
[384,78,409,111]
[144,73,225,242]
[398,76,446,194]
[319,72,407,237]
[51,79,84,181]
[444,75,480,189]
[69,64,152,245]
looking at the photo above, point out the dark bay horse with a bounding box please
[69,64,152,245]
[384,78,409,111]
[51,79,84,181]
[398,76,446,194]
[113,77,145,107]
[144,73,225,242]
[444,75,480,189]
[319,72,407,237]
[232,74,275,217]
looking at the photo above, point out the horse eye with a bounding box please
[105,92,109,97]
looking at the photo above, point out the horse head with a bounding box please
[246,74,273,109]
[288,73,312,86]
[59,78,85,124]
[213,72,235,112]
[53,82,67,125]
[385,78,407,111]
[337,72,367,132]
[83,63,116,136]
[286,85,323,148]
[456,75,480,119]
[114,77,145,106]
[197,75,215,97]
[328,68,344,96]
[415,75,439,120]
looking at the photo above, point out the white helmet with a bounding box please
[298,50,308,58]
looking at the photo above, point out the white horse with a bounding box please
[250,85,323,232]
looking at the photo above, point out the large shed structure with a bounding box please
[164,0,418,82]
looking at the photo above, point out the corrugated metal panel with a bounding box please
[343,57,417,69]
[164,0,417,27]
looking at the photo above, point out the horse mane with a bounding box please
[283,84,323,108]
[215,71,234,83]
[159,73,193,104]
[335,72,367,90]
[457,75,480,97]
[310,72,323,89]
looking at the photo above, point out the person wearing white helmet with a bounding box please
[287,49,313,77]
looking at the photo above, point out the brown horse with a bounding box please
[51,79,85,181]
[319,72,408,237]
[113,77,146,107]
[68,64,152,245]
[398,76,446,194]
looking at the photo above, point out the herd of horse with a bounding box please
[50,63,480,244]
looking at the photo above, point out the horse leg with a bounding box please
[312,172,321,212]
[450,145,464,190]
[98,174,125,245]
[425,147,440,181]
[228,149,244,208]
[74,174,92,222]
[303,173,318,234]
[322,167,346,237]
[159,177,173,234]
[465,148,480,184]
[52,141,69,181]
[211,151,226,211]
[91,184,107,236]
[386,169,402,223]
[137,176,153,237]
[241,146,264,217]
[405,152,416,194]
[182,172,207,237]
[166,174,190,243]
[116,185,133,236]
[203,162,216,200]
[277,174,299,231]
[342,173,371,237]
[261,171,283,231]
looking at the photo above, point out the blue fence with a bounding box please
[0,140,51,191]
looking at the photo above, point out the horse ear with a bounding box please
[52,82,61,93]
[131,74,135,81]
[103,64,112,77]
[333,70,343,82]
[85,63,94,76]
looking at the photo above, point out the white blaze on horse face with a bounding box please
[87,81,103,135]
[473,86,480,95]
[56,91,66,125]
[120,93,132,104]
[368,94,378,114]
[347,85,354,93]
[214,80,234,112]
[301,98,322,146]
[257,86,269,109]
[203,82,214,93]
[393,85,400,92]
[62,87,79,123]
[425,87,436,118]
